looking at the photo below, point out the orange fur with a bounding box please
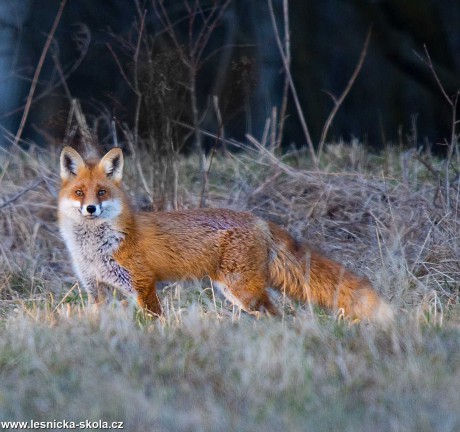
[58,147,393,323]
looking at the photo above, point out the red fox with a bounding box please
[58,146,393,323]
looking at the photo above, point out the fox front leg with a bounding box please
[75,273,107,305]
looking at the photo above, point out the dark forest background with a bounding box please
[1,0,459,153]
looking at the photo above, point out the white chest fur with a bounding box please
[60,218,133,295]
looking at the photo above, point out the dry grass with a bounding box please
[0,141,459,431]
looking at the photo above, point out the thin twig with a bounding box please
[14,0,67,146]
[412,153,441,178]
[52,50,72,102]
[444,91,459,210]
[213,95,226,151]
[53,283,77,313]
[1,23,89,121]
[268,0,316,166]
[417,45,453,107]
[122,124,153,203]
[195,0,233,63]
[277,0,291,148]
[201,43,254,65]
[106,43,136,94]
[63,100,76,147]
[317,27,372,160]
[153,0,188,65]
[415,45,459,210]
[270,107,277,153]
[111,118,119,148]
[73,99,93,152]
[0,179,44,209]
[133,9,147,150]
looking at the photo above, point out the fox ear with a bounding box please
[99,148,123,181]
[60,146,85,180]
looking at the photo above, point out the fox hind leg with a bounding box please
[213,276,278,317]
[136,281,162,316]
[215,229,278,316]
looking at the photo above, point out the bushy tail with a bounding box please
[267,222,393,324]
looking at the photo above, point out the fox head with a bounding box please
[59,146,126,223]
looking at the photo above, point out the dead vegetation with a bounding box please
[0,137,459,430]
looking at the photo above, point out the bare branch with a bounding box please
[132,9,147,150]
[416,45,453,107]
[267,0,316,166]
[111,118,119,148]
[317,27,371,160]
[14,0,67,146]
[122,124,153,203]
[134,9,147,72]
[277,0,291,148]
[416,46,459,210]
[51,50,72,102]
[201,43,254,66]
[152,0,188,66]
[72,99,93,151]
[0,179,44,209]
[195,0,232,63]
[106,43,136,94]
[1,23,90,120]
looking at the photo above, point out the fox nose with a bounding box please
[86,205,97,214]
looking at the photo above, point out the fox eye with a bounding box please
[98,189,106,196]
[75,189,84,196]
